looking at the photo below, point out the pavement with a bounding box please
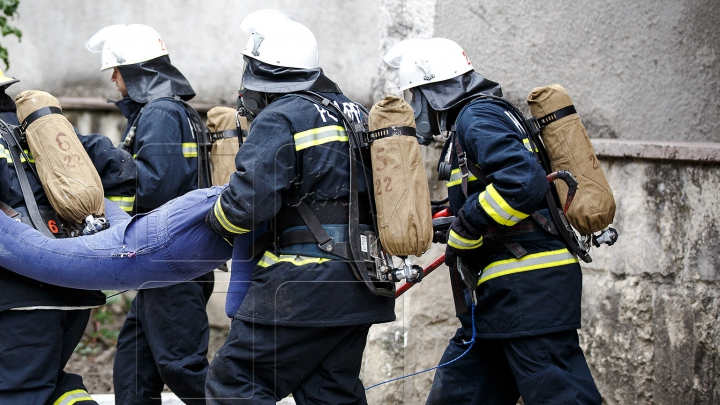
[92,393,297,404]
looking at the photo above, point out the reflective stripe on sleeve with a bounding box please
[523,138,538,152]
[107,196,135,212]
[294,125,348,151]
[0,145,34,164]
[478,248,578,285]
[182,142,198,158]
[53,389,94,405]
[447,229,483,250]
[258,251,332,268]
[479,184,529,226]
[213,199,250,235]
[0,145,9,162]
[446,168,478,188]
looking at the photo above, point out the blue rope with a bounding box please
[365,301,477,391]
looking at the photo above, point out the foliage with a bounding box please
[0,0,21,70]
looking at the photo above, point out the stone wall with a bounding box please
[361,150,720,405]
[580,155,720,405]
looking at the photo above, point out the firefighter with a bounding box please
[204,9,395,404]
[85,24,213,405]
[383,38,602,405]
[0,71,136,404]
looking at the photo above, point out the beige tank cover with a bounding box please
[369,95,432,257]
[15,90,104,223]
[527,84,615,235]
[206,106,243,186]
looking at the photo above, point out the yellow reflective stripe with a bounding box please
[0,145,9,162]
[53,389,94,405]
[478,248,578,285]
[446,168,478,187]
[0,145,34,164]
[182,142,198,158]
[447,229,483,250]
[523,138,540,152]
[479,184,529,226]
[107,195,135,212]
[258,251,332,268]
[294,125,348,151]
[212,199,249,234]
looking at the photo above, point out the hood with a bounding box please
[418,70,503,111]
[116,55,195,103]
[241,56,341,94]
[0,91,16,114]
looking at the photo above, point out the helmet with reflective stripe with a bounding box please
[86,24,170,71]
[383,38,474,91]
[240,9,319,69]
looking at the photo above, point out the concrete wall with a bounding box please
[2,0,380,106]
[431,0,720,143]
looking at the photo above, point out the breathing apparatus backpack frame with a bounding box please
[0,115,107,238]
[269,91,422,297]
[440,95,596,263]
[120,96,213,190]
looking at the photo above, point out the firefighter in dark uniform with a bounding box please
[204,10,395,405]
[384,38,602,405]
[86,24,214,405]
[0,71,137,405]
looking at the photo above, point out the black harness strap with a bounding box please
[366,125,416,143]
[447,96,591,262]
[1,126,55,238]
[287,191,352,259]
[536,105,577,128]
[285,91,395,297]
[209,129,239,142]
[20,106,63,133]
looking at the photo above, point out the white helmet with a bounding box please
[85,24,169,71]
[383,38,474,91]
[239,9,318,69]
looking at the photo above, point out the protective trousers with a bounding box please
[425,314,602,405]
[206,321,371,405]
[113,272,214,405]
[0,309,98,405]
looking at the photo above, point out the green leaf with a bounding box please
[0,0,21,68]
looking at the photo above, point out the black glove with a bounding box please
[444,206,485,268]
[431,206,453,244]
[205,208,238,242]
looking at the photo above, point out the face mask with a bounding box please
[237,87,267,122]
[404,88,434,145]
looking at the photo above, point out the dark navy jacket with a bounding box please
[116,96,198,213]
[0,104,137,311]
[212,92,395,327]
[446,98,582,338]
